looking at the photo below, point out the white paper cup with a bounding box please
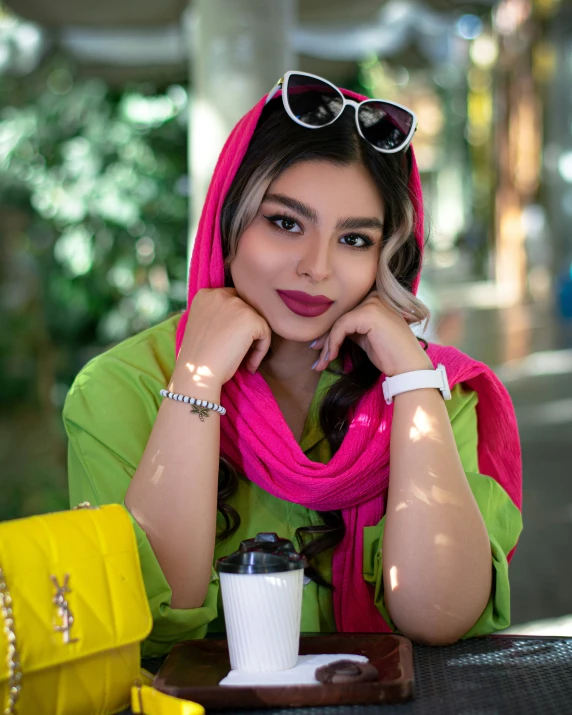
[219,568,304,672]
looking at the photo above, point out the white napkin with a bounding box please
[219,653,369,687]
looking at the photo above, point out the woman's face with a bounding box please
[230,160,385,343]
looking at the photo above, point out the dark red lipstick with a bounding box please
[277,290,333,318]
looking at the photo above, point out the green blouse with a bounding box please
[63,314,523,658]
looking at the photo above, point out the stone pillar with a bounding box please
[493,1,542,304]
[544,5,572,277]
[187,0,296,259]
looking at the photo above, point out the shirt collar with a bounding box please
[299,357,343,455]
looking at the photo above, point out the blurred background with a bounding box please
[1,0,572,634]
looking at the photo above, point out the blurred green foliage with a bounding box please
[0,56,189,519]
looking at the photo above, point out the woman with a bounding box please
[64,72,523,657]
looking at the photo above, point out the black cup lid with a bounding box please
[215,532,307,575]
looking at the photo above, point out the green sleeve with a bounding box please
[362,383,523,637]
[63,318,220,657]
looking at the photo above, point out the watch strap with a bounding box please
[382,363,451,405]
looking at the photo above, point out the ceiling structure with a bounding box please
[2,0,189,27]
[1,0,497,84]
[4,0,496,27]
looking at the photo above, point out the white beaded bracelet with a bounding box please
[159,389,226,420]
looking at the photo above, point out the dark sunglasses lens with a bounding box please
[358,102,414,151]
[287,74,344,127]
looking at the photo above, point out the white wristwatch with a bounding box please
[382,363,451,405]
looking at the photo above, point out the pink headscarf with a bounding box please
[176,92,522,632]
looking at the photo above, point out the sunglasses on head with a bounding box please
[265,70,418,155]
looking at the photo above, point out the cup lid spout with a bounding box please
[215,532,307,574]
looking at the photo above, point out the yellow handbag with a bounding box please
[0,504,204,715]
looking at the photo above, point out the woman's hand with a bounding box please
[179,288,272,385]
[310,292,432,377]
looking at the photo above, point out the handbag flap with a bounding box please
[0,504,153,679]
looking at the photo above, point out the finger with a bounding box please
[314,335,331,371]
[248,323,272,373]
[325,316,358,363]
[309,334,328,351]
[242,345,257,373]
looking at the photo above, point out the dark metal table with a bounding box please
[126,635,572,714]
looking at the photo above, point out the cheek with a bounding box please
[335,253,379,301]
[230,227,284,289]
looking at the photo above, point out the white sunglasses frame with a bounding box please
[265,70,418,155]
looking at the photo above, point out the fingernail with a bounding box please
[324,351,329,362]
[311,359,319,370]
[309,339,318,348]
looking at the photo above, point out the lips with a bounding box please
[278,290,333,305]
[276,290,333,318]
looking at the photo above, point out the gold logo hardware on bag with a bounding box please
[51,574,79,645]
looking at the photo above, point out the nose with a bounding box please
[297,236,333,283]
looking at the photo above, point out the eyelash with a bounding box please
[262,213,376,251]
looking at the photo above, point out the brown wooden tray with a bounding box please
[153,633,414,709]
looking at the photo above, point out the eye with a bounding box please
[340,234,375,250]
[263,214,303,234]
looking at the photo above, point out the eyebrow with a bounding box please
[263,193,384,233]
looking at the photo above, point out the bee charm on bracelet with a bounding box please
[191,404,210,421]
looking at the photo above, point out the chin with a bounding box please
[268,323,319,342]
[265,313,330,342]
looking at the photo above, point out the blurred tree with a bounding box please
[0,55,189,519]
